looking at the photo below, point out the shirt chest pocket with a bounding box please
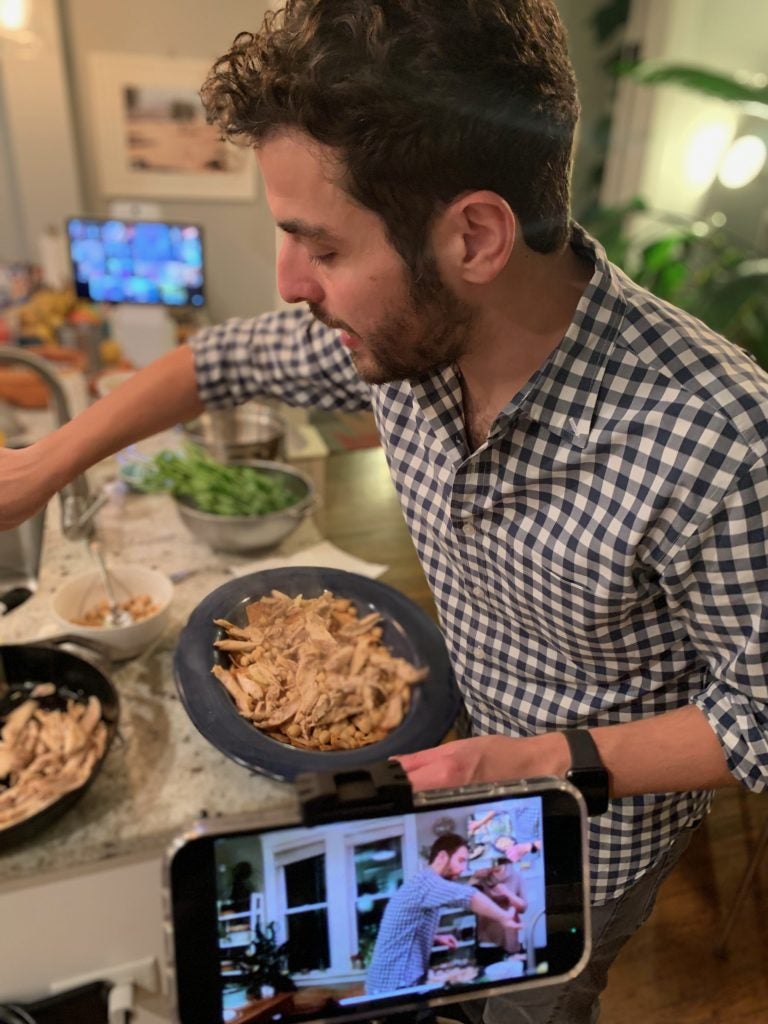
[481,546,638,648]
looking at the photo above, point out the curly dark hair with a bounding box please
[201,0,579,273]
[428,833,469,863]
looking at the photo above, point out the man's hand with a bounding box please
[395,734,570,792]
[433,933,459,950]
[398,707,738,799]
[0,444,58,531]
[501,912,524,930]
[469,889,527,927]
[0,346,205,534]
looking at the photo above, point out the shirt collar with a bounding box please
[509,225,628,448]
[408,224,629,453]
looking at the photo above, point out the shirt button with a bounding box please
[472,585,484,599]
[463,522,476,537]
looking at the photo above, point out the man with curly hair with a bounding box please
[1,3,767,1021]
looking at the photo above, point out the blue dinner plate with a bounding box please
[173,567,461,781]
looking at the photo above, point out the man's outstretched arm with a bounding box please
[0,345,203,530]
[469,889,524,928]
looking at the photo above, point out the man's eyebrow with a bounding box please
[278,219,341,244]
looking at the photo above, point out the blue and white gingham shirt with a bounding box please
[365,869,477,994]
[192,227,768,904]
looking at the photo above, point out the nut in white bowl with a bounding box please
[51,563,174,661]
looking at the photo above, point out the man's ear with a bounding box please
[435,191,516,285]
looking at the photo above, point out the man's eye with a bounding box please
[308,252,337,266]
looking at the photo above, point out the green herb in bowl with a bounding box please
[124,445,298,516]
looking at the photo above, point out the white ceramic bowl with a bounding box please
[51,563,174,661]
[483,958,525,980]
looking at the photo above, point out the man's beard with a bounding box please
[309,260,476,385]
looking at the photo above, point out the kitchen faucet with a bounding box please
[0,346,106,539]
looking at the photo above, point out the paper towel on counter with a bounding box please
[230,541,387,580]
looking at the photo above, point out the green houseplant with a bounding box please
[230,921,297,999]
[582,61,768,367]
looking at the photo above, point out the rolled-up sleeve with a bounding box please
[190,305,372,412]
[420,874,478,910]
[663,455,768,790]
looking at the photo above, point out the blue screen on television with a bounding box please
[67,217,206,307]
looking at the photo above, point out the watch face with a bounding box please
[563,731,609,815]
[567,768,609,815]
[569,768,603,787]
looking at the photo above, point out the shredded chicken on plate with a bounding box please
[212,589,428,750]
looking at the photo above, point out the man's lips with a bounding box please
[339,330,362,351]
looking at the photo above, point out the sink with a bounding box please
[0,506,45,595]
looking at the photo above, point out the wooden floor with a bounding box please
[601,789,768,1023]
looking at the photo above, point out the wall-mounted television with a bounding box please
[66,217,205,307]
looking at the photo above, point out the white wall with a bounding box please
[0,0,277,320]
[0,0,82,262]
[602,0,768,234]
[0,2,280,317]
[556,0,622,217]
[0,854,170,1023]
[0,70,25,261]
[59,0,277,322]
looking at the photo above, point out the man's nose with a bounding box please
[277,236,325,305]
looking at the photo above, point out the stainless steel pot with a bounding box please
[182,405,286,462]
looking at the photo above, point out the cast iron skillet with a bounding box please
[0,637,119,851]
[174,567,461,782]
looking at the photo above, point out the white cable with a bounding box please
[107,981,134,1024]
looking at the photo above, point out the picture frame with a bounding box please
[88,52,257,201]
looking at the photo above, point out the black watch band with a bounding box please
[562,729,610,816]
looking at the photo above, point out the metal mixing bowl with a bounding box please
[173,460,315,553]
[182,405,286,461]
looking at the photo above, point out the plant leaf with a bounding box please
[616,61,768,111]
[697,267,768,333]
[588,0,631,44]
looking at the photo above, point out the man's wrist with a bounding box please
[561,729,610,815]
[530,731,572,777]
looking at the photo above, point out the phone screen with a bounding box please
[168,785,587,1024]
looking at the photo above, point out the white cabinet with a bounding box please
[218,893,264,951]
[0,853,172,1023]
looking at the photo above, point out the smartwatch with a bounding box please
[562,729,610,816]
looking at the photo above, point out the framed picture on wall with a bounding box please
[88,52,257,201]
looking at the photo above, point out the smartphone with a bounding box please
[164,765,589,1024]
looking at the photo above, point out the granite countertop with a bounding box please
[0,428,329,885]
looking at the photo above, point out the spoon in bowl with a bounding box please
[89,541,133,627]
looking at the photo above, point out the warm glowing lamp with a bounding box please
[0,0,28,32]
[718,135,767,189]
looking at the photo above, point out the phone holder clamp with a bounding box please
[296,760,415,825]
